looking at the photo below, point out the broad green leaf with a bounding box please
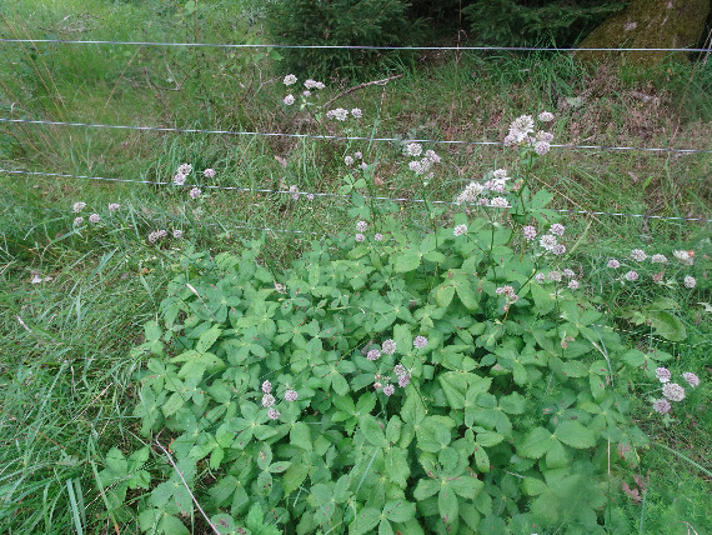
[518,427,553,459]
[438,372,467,409]
[545,439,570,468]
[455,281,479,311]
[555,420,595,449]
[383,500,416,522]
[196,325,223,353]
[393,251,421,273]
[451,475,483,498]
[473,445,489,472]
[648,310,687,342]
[435,284,455,308]
[413,479,440,500]
[385,447,409,487]
[360,415,387,447]
[290,422,312,451]
[282,460,309,496]
[531,283,554,315]
[522,477,548,496]
[438,487,458,524]
[349,507,381,535]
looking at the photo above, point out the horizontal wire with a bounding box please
[1,38,710,53]
[3,168,711,223]
[3,117,712,155]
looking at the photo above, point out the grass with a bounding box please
[1,0,711,533]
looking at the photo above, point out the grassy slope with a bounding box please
[1,0,710,533]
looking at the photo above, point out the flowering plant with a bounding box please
[108,121,658,533]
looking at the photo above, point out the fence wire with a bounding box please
[1,38,711,53]
[3,117,712,155]
[3,168,711,223]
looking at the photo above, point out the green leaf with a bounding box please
[648,310,687,342]
[282,460,309,496]
[455,281,479,311]
[159,514,190,535]
[349,507,381,535]
[360,415,387,447]
[413,479,440,500]
[435,284,455,308]
[545,439,570,468]
[105,447,127,475]
[385,447,410,487]
[473,445,489,473]
[379,519,394,535]
[451,475,484,498]
[518,427,553,459]
[162,392,185,417]
[555,420,595,449]
[622,349,647,367]
[531,283,554,315]
[522,477,548,496]
[196,325,223,353]
[438,372,467,409]
[144,321,161,342]
[290,422,312,451]
[499,392,526,414]
[383,500,416,523]
[438,487,458,524]
[393,251,421,273]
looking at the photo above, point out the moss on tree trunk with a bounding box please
[577,0,710,65]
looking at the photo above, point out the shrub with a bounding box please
[105,113,653,534]
[463,0,627,47]
[265,0,422,80]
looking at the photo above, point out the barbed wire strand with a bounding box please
[2,117,711,155]
[3,168,711,223]
[1,38,710,53]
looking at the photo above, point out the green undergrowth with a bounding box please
[1,1,711,534]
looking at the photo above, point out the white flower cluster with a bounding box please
[455,169,513,207]
[343,151,364,167]
[408,148,441,180]
[504,113,554,155]
[173,162,192,186]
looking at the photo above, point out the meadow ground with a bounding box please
[1,1,710,533]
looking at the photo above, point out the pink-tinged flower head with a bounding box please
[89,213,100,224]
[267,408,280,420]
[351,108,362,118]
[203,168,216,178]
[189,187,201,199]
[548,271,562,282]
[302,90,311,97]
[261,380,272,394]
[673,250,694,265]
[354,151,363,160]
[72,201,86,213]
[326,108,348,121]
[108,203,120,212]
[283,94,295,105]
[508,115,535,143]
[650,254,667,264]
[283,74,297,86]
[405,143,422,157]
[173,173,187,186]
[563,268,575,279]
[394,364,407,376]
[631,249,647,262]
[356,220,368,232]
[534,141,550,155]
[568,280,579,290]
[261,394,275,408]
[306,193,315,201]
[655,367,671,383]
[355,233,365,243]
[344,155,354,166]
[359,162,368,171]
[453,224,467,237]
[662,382,685,402]
[177,163,192,176]
[490,197,510,208]
[523,225,537,241]
[383,384,395,397]
[683,276,696,289]
[682,372,700,388]
[425,149,441,163]
[285,389,299,401]
[550,223,565,236]
[534,273,546,283]
[624,270,639,281]
[413,336,428,349]
[289,184,299,200]
[607,259,621,269]
[172,229,183,238]
[552,244,566,256]
[539,234,558,251]
[382,339,396,355]
[366,349,381,361]
[374,233,383,242]
[398,374,411,388]
[73,216,84,226]
[538,111,555,122]
[652,398,671,415]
